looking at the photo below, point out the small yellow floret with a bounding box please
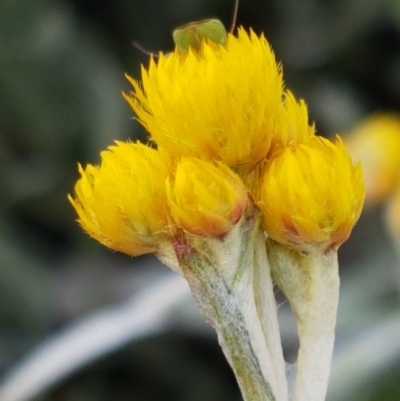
[68,142,174,256]
[271,91,315,155]
[346,113,400,205]
[167,158,247,237]
[258,136,365,251]
[124,28,285,169]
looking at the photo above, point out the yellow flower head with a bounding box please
[257,136,365,252]
[167,158,248,237]
[345,113,400,205]
[124,28,286,169]
[68,142,174,256]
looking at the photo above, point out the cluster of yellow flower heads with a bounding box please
[69,28,365,255]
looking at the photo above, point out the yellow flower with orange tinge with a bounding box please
[167,158,248,237]
[124,28,291,170]
[257,136,365,252]
[68,141,175,256]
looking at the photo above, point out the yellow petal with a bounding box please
[270,91,315,155]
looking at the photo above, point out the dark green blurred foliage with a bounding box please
[48,334,240,401]
[2,0,400,400]
[368,364,400,401]
[1,0,133,367]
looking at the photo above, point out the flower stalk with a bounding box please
[174,211,287,401]
[267,241,340,401]
[252,228,288,401]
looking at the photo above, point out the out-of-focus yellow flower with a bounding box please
[257,136,365,252]
[124,28,286,169]
[68,142,174,256]
[167,158,247,237]
[345,114,400,205]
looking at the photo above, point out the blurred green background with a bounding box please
[1,0,400,400]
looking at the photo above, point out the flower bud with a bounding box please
[167,158,247,237]
[69,142,174,256]
[258,136,365,252]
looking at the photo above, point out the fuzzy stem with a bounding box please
[267,241,339,401]
[292,252,339,401]
[253,232,288,401]
[174,217,287,401]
